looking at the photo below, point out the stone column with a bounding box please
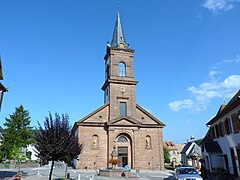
[108,128,115,168]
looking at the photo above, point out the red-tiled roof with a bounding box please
[164,141,177,150]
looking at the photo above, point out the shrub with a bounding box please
[200,166,207,178]
[165,164,175,170]
[109,158,120,165]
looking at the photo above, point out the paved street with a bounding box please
[0,166,176,180]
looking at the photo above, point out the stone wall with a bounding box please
[76,126,108,169]
[76,125,164,170]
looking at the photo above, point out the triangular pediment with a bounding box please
[136,104,165,126]
[77,102,109,124]
[106,116,141,127]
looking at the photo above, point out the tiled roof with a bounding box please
[207,90,240,125]
[216,104,226,115]
[175,144,185,152]
[164,141,175,146]
[164,141,177,150]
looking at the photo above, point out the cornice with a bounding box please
[110,47,135,53]
[104,46,135,60]
[102,79,138,90]
[76,122,105,127]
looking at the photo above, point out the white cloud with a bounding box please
[169,98,208,112]
[169,99,194,112]
[216,54,240,65]
[203,0,240,14]
[169,55,240,112]
[188,75,240,100]
[208,70,220,79]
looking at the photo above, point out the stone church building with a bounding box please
[74,12,165,170]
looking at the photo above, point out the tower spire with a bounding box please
[111,11,127,48]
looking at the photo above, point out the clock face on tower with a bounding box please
[119,86,126,93]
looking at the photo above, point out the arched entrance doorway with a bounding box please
[115,133,132,168]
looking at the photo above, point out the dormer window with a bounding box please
[118,62,126,77]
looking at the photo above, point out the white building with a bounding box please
[201,130,224,170]
[204,90,240,177]
[164,141,184,166]
[181,141,201,168]
[26,145,38,161]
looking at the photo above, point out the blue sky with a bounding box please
[0,0,240,143]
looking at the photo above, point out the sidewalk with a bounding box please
[1,167,175,180]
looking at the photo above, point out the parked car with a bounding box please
[175,166,203,180]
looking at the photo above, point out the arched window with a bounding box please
[118,62,126,77]
[145,135,151,149]
[118,135,128,142]
[92,135,99,149]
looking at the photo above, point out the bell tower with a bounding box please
[102,12,138,120]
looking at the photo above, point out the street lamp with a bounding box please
[152,157,154,171]
[95,156,98,169]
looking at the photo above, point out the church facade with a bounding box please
[74,12,165,170]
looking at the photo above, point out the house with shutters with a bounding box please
[201,129,223,170]
[203,90,240,177]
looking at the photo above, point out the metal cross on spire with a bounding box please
[117,0,120,11]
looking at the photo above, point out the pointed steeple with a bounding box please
[111,11,127,48]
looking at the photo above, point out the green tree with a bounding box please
[9,145,27,171]
[35,113,83,180]
[163,146,171,163]
[0,126,3,136]
[0,105,34,161]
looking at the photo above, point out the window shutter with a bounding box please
[236,111,240,131]
[210,127,215,139]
